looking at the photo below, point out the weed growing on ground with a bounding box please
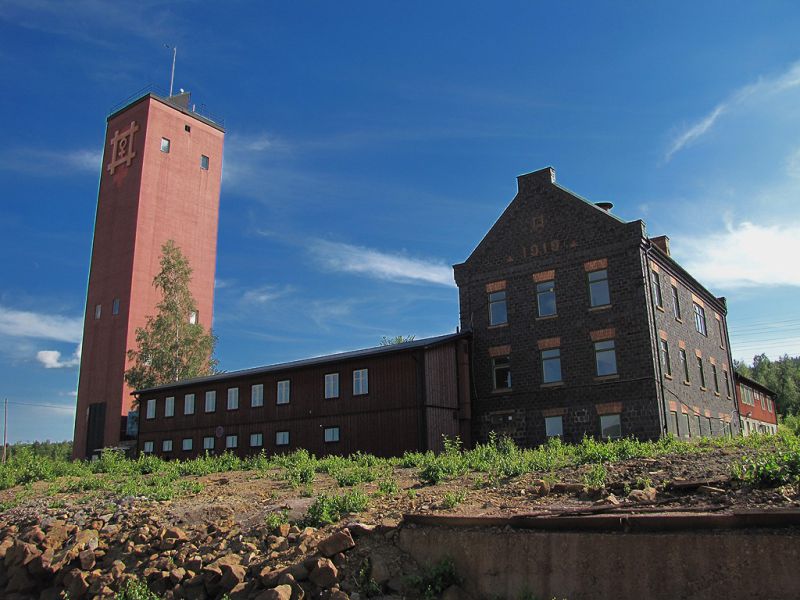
[732,433,800,486]
[377,477,400,496]
[302,489,370,527]
[582,463,607,489]
[442,490,467,509]
[408,557,461,600]
[265,509,290,532]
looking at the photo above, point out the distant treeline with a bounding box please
[735,354,800,416]
[4,440,72,461]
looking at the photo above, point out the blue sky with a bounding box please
[1,1,799,442]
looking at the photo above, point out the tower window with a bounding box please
[184,124,191,133]
[200,155,209,170]
[161,137,171,153]
[112,298,120,315]
[94,304,102,319]
[189,311,198,325]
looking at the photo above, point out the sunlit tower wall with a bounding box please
[73,91,224,459]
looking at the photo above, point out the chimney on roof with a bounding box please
[517,166,556,194]
[595,202,614,212]
[651,235,670,256]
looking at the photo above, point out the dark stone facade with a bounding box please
[454,167,740,447]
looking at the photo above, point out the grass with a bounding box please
[442,490,467,509]
[302,488,370,527]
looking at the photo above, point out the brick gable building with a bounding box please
[454,167,739,445]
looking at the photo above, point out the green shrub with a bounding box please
[408,558,461,600]
[302,489,370,527]
[442,490,466,509]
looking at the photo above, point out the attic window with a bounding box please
[184,124,191,133]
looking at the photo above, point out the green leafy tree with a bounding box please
[380,335,416,346]
[125,240,217,394]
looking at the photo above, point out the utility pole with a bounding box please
[2,398,7,464]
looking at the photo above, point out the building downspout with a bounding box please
[643,240,670,437]
[721,309,742,435]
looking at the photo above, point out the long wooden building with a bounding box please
[134,333,470,458]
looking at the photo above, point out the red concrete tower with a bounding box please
[73,92,224,459]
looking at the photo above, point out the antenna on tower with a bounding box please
[164,44,177,97]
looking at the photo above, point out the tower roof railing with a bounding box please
[107,84,225,128]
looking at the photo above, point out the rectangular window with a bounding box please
[324,427,340,443]
[488,290,508,325]
[696,414,702,436]
[160,137,171,153]
[182,438,192,451]
[146,398,156,420]
[203,436,215,451]
[680,349,690,383]
[536,281,556,317]
[250,433,263,447]
[277,380,291,404]
[588,269,610,307]
[225,435,238,449]
[693,303,707,336]
[724,370,731,398]
[670,411,680,435]
[659,340,672,376]
[353,369,369,395]
[712,364,720,394]
[594,340,617,376]
[251,384,264,407]
[162,439,173,452]
[164,396,174,418]
[707,417,713,435]
[276,431,289,446]
[112,298,120,315]
[685,412,692,438]
[697,356,706,388]
[325,373,340,399]
[541,349,562,383]
[545,415,563,437]
[600,414,622,440]
[205,390,216,412]
[184,124,191,133]
[651,271,663,308]
[671,285,682,320]
[227,387,239,410]
[767,397,773,413]
[492,356,511,390]
[184,393,195,415]
[189,311,198,325]
[94,304,101,319]
[200,154,209,170]
[717,319,725,347]
[143,441,154,454]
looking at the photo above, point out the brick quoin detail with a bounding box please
[691,294,705,307]
[590,328,616,341]
[678,340,687,349]
[485,280,507,293]
[537,337,561,350]
[650,261,660,273]
[668,401,678,412]
[658,329,668,340]
[695,349,703,358]
[533,270,556,282]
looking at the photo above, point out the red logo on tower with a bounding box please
[107,121,139,175]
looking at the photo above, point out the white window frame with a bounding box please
[545,415,563,437]
[353,369,369,396]
[227,387,239,410]
[276,431,289,446]
[600,414,622,440]
[541,349,562,383]
[250,433,263,447]
[324,427,340,443]
[162,439,173,452]
[145,398,156,420]
[203,436,215,451]
[184,393,195,415]
[277,380,290,405]
[594,340,617,376]
[205,390,216,413]
[251,384,264,407]
[143,441,154,454]
[165,396,174,418]
[160,137,170,153]
[182,438,193,451]
[536,280,557,317]
[225,435,238,449]
[325,373,339,399]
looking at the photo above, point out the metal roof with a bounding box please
[133,331,469,395]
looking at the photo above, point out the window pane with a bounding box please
[536,281,556,317]
[165,397,174,417]
[162,439,173,452]
[671,286,682,319]
[325,373,339,399]
[489,291,508,325]
[600,414,621,439]
[324,427,340,442]
[200,154,209,170]
[227,387,239,410]
[693,304,707,335]
[492,357,511,390]
[182,438,192,451]
[652,272,663,307]
[588,270,610,307]
[276,431,289,446]
[251,384,264,407]
[250,433,263,447]
[594,341,617,376]
[660,340,671,376]
[184,394,195,415]
[203,437,215,450]
[161,137,170,153]
[541,349,561,383]
[146,399,156,419]
[353,369,368,395]
[112,298,120,315]
[205,391,216,412]
[545,416,563,437]
[277,380,290,404]
[226,435,238,448]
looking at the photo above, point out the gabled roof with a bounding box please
[133,332,469,395]
[734,372,777,397]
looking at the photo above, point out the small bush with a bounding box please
[442,490,466,509]
[408,558,461,600]
[302,489,370,527]
[265,509,290,532]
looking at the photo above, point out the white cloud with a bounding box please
[37,343,81,369]
[310,240,455,287]
[241,285,293,305]
[0,147,102,175]
[665,60,800,161]
[0,305,83,343]
[676,221,800,289]
[786,147,800,179]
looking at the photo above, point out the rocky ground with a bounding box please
[0,445,797,600]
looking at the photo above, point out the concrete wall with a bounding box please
[398,525,800,600]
